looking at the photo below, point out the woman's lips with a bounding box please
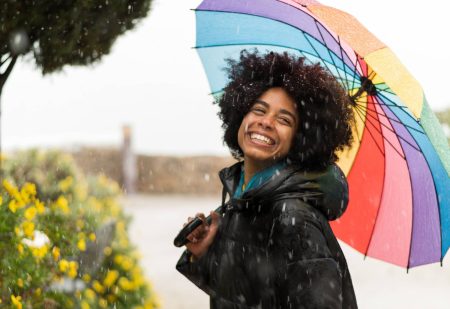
[249,132,275,145]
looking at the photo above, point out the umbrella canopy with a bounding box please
[195,0,450,268]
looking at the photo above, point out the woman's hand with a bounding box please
[184,211,220,260]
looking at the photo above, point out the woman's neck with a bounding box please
[243,158,277,186]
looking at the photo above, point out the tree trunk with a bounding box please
[0,54,18,181]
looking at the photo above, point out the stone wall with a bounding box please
[71,147,235,195]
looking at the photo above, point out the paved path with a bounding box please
[122,194,450,309]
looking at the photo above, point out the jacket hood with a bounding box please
[219,161,349,221]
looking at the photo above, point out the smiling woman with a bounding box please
[176,50,357,309]
[237,87,298,183]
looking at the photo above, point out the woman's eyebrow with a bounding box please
[254,99,269,107]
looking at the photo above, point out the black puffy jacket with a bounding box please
[176,162,358,309]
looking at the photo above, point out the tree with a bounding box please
[0,0,152,97]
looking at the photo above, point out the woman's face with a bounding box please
[238,87,298,169]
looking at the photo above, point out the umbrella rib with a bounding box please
[353,103,420,157]
[376,91,423,125]
[352,104,387,156]
[353,100,425,135]
[302,34,342,82]
[196,43,356,77]
[354,102,418,154]
[337,36,354,93]
[349,52,363,96]
[313,20,347,91]
[354,102,418,158]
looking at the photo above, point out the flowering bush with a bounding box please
[0,150,159,308]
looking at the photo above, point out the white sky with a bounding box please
[2,0,450,155]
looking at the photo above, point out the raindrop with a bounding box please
[291,217,295,226]
[282,203,286,212]
[304,122,309,129]
[204,173,210,182]
[9,29,30,55]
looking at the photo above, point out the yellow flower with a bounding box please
[77,239,86,251]
[88,233,96,242]
[14,227,20,236]
[103,246,112,256]
[82,274,91,283]
[17,244,24,255]
[55,196,70,214]
[32,245,48,260]
[3,179,17,196]
[114,254,124,265]
[107,294,117,303]
[103,270,119,288]
[118,277,135,291]
[68,261,78,279]
[59,259,69,272]
[35,200,45,214]
[84,288,96,300]
[99,298,108,308]
[120,256,133,271]
[24,206,37,220]
[22,221,35,238]
[52,247,60,261]
[81,301,90,309]
[0,196,3,204]
[76,219,85,229]
[10,295,22,309]
[9,200,17,213]
[59,176,73,192]
[22,182,37,196]
[17,278,24,288]
[21,182,36,203]
[35,288,42,296]
[92,280,105,294]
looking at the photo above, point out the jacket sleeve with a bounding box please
[175,245,217,297]
[269,201,344,309]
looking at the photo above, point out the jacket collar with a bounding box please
[218,161,349,220]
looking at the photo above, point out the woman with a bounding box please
[176,50,358,308]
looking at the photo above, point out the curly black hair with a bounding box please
[217,49,354,170]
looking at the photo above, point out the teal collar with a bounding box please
[233,160,287,199]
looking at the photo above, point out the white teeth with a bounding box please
[250,133,274,145]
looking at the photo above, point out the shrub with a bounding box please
[0,150,159,308]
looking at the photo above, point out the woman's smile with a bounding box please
[248,132,276,146]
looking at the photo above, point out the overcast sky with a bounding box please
[2,0,450,155]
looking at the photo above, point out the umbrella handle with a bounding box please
[173,205,224,248]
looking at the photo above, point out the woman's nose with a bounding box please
[259,115,274,129]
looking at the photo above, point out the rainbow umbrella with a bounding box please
[195,0,450,269]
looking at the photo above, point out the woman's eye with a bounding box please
[252,108,265,114]
[279,117,292,126]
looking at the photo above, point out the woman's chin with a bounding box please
[244,149,280,166]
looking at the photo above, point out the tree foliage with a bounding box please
[0,0,152,94]
[436,108,450,127]
[436,108,450,144]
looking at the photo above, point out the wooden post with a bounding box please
[122,125,136,194]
